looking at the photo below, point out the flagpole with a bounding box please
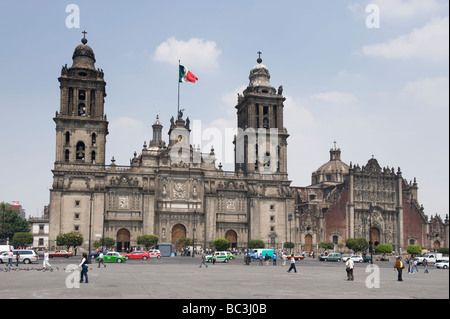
[177,60,180,117]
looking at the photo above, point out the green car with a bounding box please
[97,252,126,263]
[206,251,231,263]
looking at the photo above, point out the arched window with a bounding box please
[76,142,85,161]
[65,149,70,162]
[90,89,96,116]
[65,131,70,145]
[78,103,86,116]
[91,133,97,146]
[91,151,96,163]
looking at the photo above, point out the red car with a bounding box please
[123,251,150,260]
[287,253,304,261]
[49,250,73,258]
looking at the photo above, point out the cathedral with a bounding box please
[48,35,448,253]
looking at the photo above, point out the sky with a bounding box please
[0,0,448,220]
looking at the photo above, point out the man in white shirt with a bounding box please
[287,255,297,273]
[43,250,51,270]
[346,258,355,281]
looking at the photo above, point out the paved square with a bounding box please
[0,256,448,300]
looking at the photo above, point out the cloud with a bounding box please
[310,91,358,105]
[400,76,449,109]
[153,37,222,71]
[361,16,449,62]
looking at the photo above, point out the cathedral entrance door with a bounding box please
[433,241,440,251]
[304,234,313,252]
[370,228,380,247]
[225,230,238,249]
[172,224,187,252]
[117,228,130,252]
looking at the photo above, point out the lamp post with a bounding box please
[288,213,293,254]
[1,203,5,245]
[369,203,374,264]
[192,209,196,258]
[88,193,93,264]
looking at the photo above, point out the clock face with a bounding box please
[177,135,183,142]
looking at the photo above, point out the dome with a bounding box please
[311,147,349,186]
[71,38,96,70]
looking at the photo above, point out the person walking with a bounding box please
[15,251,20,267]
[394,256,405,281]
[258,255,264,266]
[212,253,216,265]
[272,252,277,266]
[6,249,13,267]
[413,259,419,273]
[199,253,208,268]
[282,252,287,267]
[345,257,355,281]
[43,250,51,270]
[287,255,297,273]
[79,253,89,284]
[423,259,429,273]
[98,251,106,268]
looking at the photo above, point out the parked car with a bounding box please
[97,252,126,263]
[319,253,342,262]
[148,249,162,258]
[206,251,230,263]
[123,251,150,260]
[49,250,73,258]
[286,253,305,261]
[342,255,364,263]
[435,260,449,269]
[0,250,38,264]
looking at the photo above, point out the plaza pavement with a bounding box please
[0,255,448,300]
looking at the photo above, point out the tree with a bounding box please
[56,232,83,251]
[283,242,295,249]
[212,238,229,251]
[319,241,334,251]
[346,238,369,253]
[375,244,392,255]
[248,239,265,249]
[407,245,422,256]
[176,236,192,248]
[12,232,33,247]
[137,234,159,250]
[94,237,115,250]
[0,202,30,243]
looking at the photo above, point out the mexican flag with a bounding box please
[179,65,198,83]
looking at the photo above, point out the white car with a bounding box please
[435,260,449,269]
[148,249,162,258]
[342,255,364,263]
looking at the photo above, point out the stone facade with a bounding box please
[48,36,448,254]
[48,37,294,252]
[293,147,449,253]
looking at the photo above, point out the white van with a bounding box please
[0,245,14,254]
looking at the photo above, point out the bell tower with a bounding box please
[235,53,289,177]
[54,32,108,165]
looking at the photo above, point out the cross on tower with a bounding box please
[257,51,263,64]
[82,30,87,38]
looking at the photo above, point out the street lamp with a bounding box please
[192,209,196,258]
[369,203,374,264]
[288,213,293,254]
[1,203,5,245]
[88,193,93,264]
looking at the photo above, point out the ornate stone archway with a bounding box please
[172,224,187,252]
[117,228,130,252]
[225,230,238,249]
